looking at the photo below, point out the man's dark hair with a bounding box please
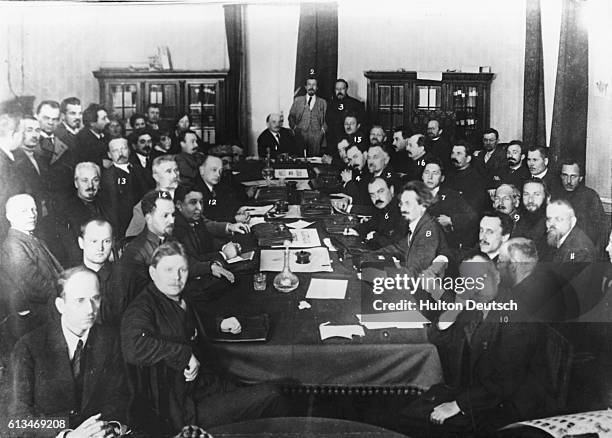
[423,157,445,175]
[146,103,161,113]
[141,190,173,217]
[344,111,360,125]
[483,128,499,140]
[36,100,60,115]
[150,241,187,268]
[128,127,156,146]
[178,129,198,144]
[174,184,201,204]
[558,157,584,176]
[452,141,473,157]
[335,78,349,88]
[129,113,147,129]
[522,177,549,198]
[57,266,99,299]
[199,153,222,170]
[401,180,434,208]
[59,97,81,114]
[481,210,514,236]
[82,104,106,128]
[367,143,392,157]
[412,134,427,149]
[507,140,525,155]
[367,176,391,189]
[527,145,549,160]
[393,126,413,139]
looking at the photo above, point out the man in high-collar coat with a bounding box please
[289,75,327,156]
[257,112,297,158]
[9,267,129,437]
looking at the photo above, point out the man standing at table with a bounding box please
[121,242,287,434]
[289,71,327,156]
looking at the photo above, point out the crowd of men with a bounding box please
[0,72,610,437]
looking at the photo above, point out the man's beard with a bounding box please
[546,228,563,247]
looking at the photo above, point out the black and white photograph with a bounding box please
[0,0,611,437]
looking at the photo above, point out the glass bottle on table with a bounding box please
[273,241,299,293]
[262,147,274,185]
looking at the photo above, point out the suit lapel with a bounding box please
[468,316,499,369]
[81,325,104,410]
[47,320,78,404]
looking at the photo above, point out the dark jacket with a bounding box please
[443,166,490,214]
[427,187,478,249]
[426,136,453,172]
[120,228,164,296]
[0,150,25,238]
[356,200,408,249]
[37,135,75,209]
[9,319,129,433]
[197,182,241,223]
[342,167,371,207]
[543,225,596,282]
[176,152,205,187]
[325,95,366,150]
[54,122,78,151]
[473,146,507,189]
[257,128,297,158]
[75,129,107,167]
[500,163,531,189]
[14,148,51,215]
[511,207,548,256]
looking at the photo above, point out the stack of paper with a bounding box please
[305,278,348,299]
[226,251,255,265]
[319,322,365,340]
[272,229,321,248]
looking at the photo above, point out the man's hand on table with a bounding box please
[430,401,461,424]
[221,242,242,259]
[235,207,251,224]
[220,317,242,334]
[211,262,235,283]
[228,223,250,234]
[321,154,333,165]
[331,195,352,213]
[340,169,353,183]
[184,354,200,382]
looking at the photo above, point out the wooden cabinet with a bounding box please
[365,71,494,146]
[93,69,228,144]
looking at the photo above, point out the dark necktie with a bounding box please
[274,133,280,145]
[308,96,313,107]
[406,227,413,248]
[72,339,84,379]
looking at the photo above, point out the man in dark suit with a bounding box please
[400,254,549,436]
[257,112,297,158]
[390,126,414,174]
[512,178,549,256]
[472,128,507,190]
[444,142,490,215]
[121,242,287,434]
[338,144,370,207]
[479,211,513,263]
[100,138,151,238]
[0,113,25,239]
[499,140,530,189]
[492,184,521,224]
[14,117,51,218]
[403,134,436,184]
[9,266,129,437]
[197,154,246,224]
[54,97,82,151]
[75,103,110,168]
[376,181,448,279]
[289,74,327,156]
[1,194,63,333]
[324,112,367,167]
[127,127,156,187]
[325,78,366,150]
[526,145,560,194]
[425,119,453,172]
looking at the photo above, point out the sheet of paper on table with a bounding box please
[319,322,365,340]
[274,168,309,179]
[306,278,348,299]
[286,220,314,229]
[272,228,320,248]
[248,216,266,227]
[241,205,274,215]
[356,311,430,329]
[501,409,612,438]
[284,205,302,218]
[259,247,333,272]
[306,157,323,164]
[226,251,255,264]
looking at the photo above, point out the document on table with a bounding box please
[241,205,274,215]
[319,322,365,340]
[259,247,333,272]
[501,410,612,438]
[272,228,320,248]
[286,220,314,229]
[226,251,255,264]
[356,311,430,329]
[248,216,266,227]
[306,278,348,299]
[284,205,302,218]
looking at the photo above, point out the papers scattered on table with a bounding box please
[295,180,312,191]
[298,301,311,310]
[226,251,255,265]
[319,322,365,341]
[306,157,323,164]
[242,205,274,215]
[260,247,333,273]
[501,409,612,438]
[286,220,314,229]
[322,238,337,252]
[248,216,266,227]
[272,229,320,248]
[274,168,309,179]
[306,278,348,299]
[356,311,430,329]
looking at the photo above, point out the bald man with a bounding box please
[257,112,297,158]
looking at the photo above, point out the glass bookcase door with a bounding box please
[187,83,217,145]
[451,85,479,142]
[376,84,404,139]
[109,83,138,125]
[146,82,179,129]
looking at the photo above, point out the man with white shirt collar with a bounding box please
[101,138,151,238]
[288,72,327,156]
[128,127,156,177]
[526,145,559,194]
[478,211,513,263]
[9,266,129,437]
[55,97,82,150]
[75,103,110,168]
[1,194,63,333]
[256,112,297,158]
[543,199,596,273]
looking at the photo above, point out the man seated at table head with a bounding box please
[197,154,250,224]
[399,252,549,436]
[257,112,296,158]
[493,183,521,224]
[10,266,129,437]
[478,210,513,263]
[375,180,448,279]
[352,176,407,249]
[121,241,287,434]
[1,193,63,333]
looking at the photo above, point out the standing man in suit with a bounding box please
[376,181,448,279]
[325,78,366,152]
[1,194,63,334]
[75,104,110,168]
[257,112,297,158]
[289,73,327,156]
[55,97,82,151]
[9,266,129,437]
